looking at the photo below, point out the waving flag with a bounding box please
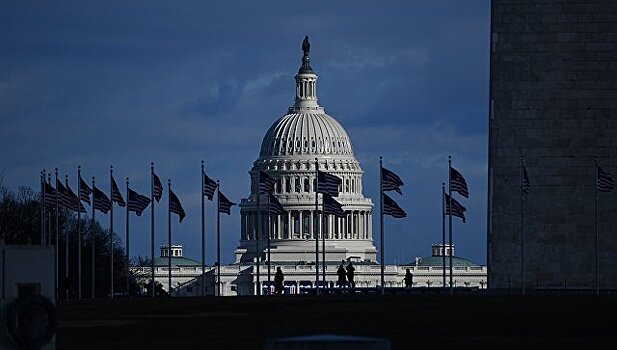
[152,172,163,202]
[44,181,58,208]
[317,171,341,197]
[169,189,185,222]
[382,167,404,195]
[268,193,286,215]
[111,176,126,207]
[259,171,276,194]
[597,166,615,192]
[93,186,112,214]
[322,193,345,218]
[65,183,87,213]
[450,166,469,198]
[445,193,467,223]
[218,191,236,215]
[128,188,151,216]
[383,193,406,218]
[79,176,92,205]
[202,171,218,200]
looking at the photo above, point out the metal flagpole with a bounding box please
[256,171,261,296]
[442,183,446,289]
[64,174,70,300]
[201,161,206,297]
[92,176,96,299]
[595,158,599,296]
[77,166,82,300]
[109,166,114,299]
[126,178,130,295]
[380,156,385,295]
[54,169,59,300]
[216,181,221,296]
[314,158,320,294]
[322,208,326,289]
[448,156,453,295]
[520,157,526,296]
[267,193,271,295]
[168,179,172,296]
[41,171,45,246]
[150,163,155,297]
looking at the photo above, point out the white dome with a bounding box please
[259,112,354,158]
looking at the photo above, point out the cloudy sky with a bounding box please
[1,1,490,265]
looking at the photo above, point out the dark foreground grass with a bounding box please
[57,295,617,349]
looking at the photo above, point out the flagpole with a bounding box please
[448,156,453,295]
[321,205,326,289]
[109,166,114,299]
[201,161,206,297]
[216,181,221,296]
[54,169,59,301]
[256,171,261,296]
[167,179,172,296]
[150,163,155,297]
[126,177,130,295]
[315,158,320,294]
[442,183,446,289]
[92,176,96,299]
[41,171,45,246]
[520,157,526,296]
[380,156,385,295]
[267,192,271,295]
[77,166,82,300]
[595,158,599,296]
[65,174,70,300]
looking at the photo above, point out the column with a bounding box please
[287,211,292,239]
[309,211,314,240]
[298,211,303,239]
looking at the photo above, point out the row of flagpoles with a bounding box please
[39,157,472,298]
[519,158,614,296]
[39,163,237,300]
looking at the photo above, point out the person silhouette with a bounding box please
[404,269,413,288]
[346,261,355,288]
[274,267,284,295]
[337,264,347,288]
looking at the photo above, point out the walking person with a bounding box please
[346,261,355,289]
[336,264,347,288]
[274,267,284,295]
[404,269,413,288]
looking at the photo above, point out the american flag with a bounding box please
[522,165,530,194]
[56,179,71,208]
[65,182,87,213]
[128,188,151,216]
[169,189,185,222]
[597,166,615,192]
[383,193,406,218]
[450,166,469,198]
[79,175,92,205]
[444,193,467,223]
[202,171,217,200]
[268,193,286,215]
[322,193,345,218]
[259,171,276,194]
[382,167,404,195]
[111,176,126,207]
[44,181,57,208]
[93,185,112,214]
[317,171,341,197]
[218,191,236,215]
[152,172,163,203]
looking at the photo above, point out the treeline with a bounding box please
[1,178,130,298]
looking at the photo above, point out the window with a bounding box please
[286,178,291,193]
[295,177,301,192]
[345,179,349,192]
[304,178,310,192]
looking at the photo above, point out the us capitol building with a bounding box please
[133,38,486,295]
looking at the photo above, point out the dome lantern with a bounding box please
[294,36,319,110]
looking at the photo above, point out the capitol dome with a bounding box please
[236,37,376,265]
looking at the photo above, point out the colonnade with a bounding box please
[241,210,372,241]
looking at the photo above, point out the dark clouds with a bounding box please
[1,1,490,264]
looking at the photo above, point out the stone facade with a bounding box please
[489,0,617,289]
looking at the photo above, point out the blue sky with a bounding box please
[1,1,490,264]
